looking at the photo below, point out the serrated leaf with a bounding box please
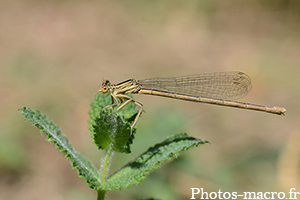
[88,92,139,153]
[88,92,112,132]
[18,107,101,189]
[101,132,209,190]
[92,111,134,153]
[88,92,138,132]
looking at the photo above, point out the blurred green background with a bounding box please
[0,1,299,199]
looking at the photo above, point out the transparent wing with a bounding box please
[137,71,252,100]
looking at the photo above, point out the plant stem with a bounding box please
[97,189,106,200]
[97,147,113,200]
[100,148,113,183]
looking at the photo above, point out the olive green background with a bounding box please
[0,1,299,200]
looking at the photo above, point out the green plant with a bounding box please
[18,92,209,200]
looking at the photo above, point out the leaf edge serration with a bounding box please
[18,107,101,190]
[101,132,209,190]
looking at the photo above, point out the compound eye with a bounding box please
[99,80,110,93]
[99,86,108,93]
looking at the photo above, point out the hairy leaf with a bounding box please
[18,107,101,189]
[88,92,138,132]
[101,132,209,190]
[92,111,133,153]
[88,92,138,152]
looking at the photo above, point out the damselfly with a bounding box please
[99,71,286,134]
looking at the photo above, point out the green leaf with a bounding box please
[88,92,138,132]
[88,92,112,132]
[101,132,209,190]
[88,92,139,153]
[18,107,101,190]
[92,111,134,153]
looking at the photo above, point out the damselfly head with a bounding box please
[99,80,111,93]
